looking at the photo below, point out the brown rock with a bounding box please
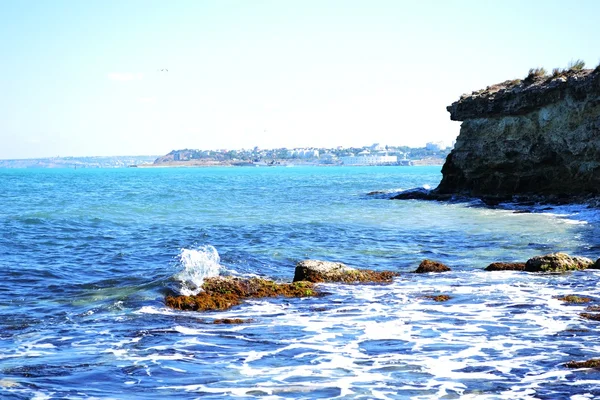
[414,259,451,273]
[564,359,600,369]
[484,262,526,271]
[422,294,451,302]
[524,253,594,272]
[580,312,600,321]
[166,276,318,312]
[556,295,592,303]
[293,260,397,283]
[213,318,250,324]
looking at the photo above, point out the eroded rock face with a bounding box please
[438,69,600,198]
[524,253,593,272]
[293,260,397,283]
[413,260,451,273]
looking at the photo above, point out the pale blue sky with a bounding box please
[1,0,599,159]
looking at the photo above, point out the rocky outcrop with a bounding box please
[524,252,593,272]
[166,276,318,311]
[437,68,600,199]
[413,259,451,273]
[293,260,397,283]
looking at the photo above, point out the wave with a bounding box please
[173,245,223,296]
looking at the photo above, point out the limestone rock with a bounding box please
[293,260,397,283]
[438,68,600,198]
[413,259,451,273]
[524,252,593,272]
[484,262,526,271]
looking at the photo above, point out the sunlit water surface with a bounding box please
[0,166,599,399]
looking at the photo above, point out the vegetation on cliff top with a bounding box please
[459,59,597,102]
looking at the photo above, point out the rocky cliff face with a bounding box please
[437,68,600,199]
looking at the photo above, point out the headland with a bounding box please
[396,61,600,205]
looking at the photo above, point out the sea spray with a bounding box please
[175,245,223,295]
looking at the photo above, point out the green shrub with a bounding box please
[552,67,565,78]
[567,59,585,71]
[524,67,547,83]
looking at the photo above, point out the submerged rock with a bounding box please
[524,253,593,272]
[166,276,318,312]
[484,262,526,271]
[413,259,451,273]
[421,294,451,302]
[564,359,600,369]
[391,187,444,201]
[293,260,397,283]
[213,318,250,324]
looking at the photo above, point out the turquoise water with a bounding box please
[1,166,599,399]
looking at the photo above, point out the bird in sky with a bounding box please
[158,69,169,72]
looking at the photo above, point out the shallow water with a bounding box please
[0,166,599,399]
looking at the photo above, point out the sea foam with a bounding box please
[174,245,223,295]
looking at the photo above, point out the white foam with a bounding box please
[174,245,223,295]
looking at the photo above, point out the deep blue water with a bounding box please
[1,166,599,399]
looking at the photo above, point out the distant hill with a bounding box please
[0,155,158,169]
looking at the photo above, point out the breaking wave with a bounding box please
[174,245,223,295]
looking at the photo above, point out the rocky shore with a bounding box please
[166,253,600,312]
[395,63,600,205]
[166,253,600,370]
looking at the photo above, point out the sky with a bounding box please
[1,0,599,159]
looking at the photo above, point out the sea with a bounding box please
[1,165,599,399]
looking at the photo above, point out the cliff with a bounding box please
[436,66,600,200]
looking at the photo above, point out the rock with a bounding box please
[437,68,600,199]
[580,312,600,321]
[421,294,451,302]
[166,276,318,312]
[293,260,398,283]
[564,359,600,369]
[484,262,526,271]
[590,258,600,269]
[213,318,250,324]
[556,295,592,303]
[391,187,453,201]
[524,253,594,272]
[585,305,600,312]
[413,259,451,273]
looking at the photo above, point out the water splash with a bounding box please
[175,245,222,295]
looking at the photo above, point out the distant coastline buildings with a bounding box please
[340,154,398,166]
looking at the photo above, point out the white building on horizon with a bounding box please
[340,154,397,166]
